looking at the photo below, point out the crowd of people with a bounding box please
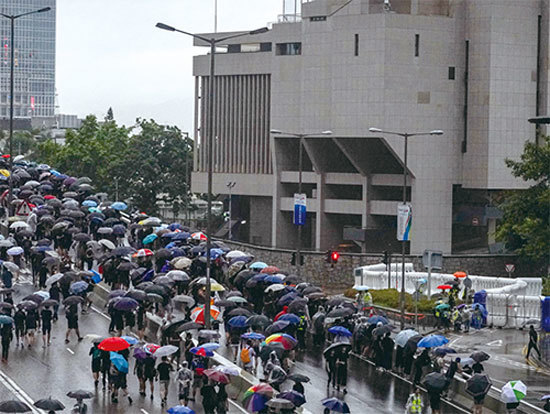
[0,159,547,414]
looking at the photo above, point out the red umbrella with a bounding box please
[437,285,452,290]
[132,249,153,258]
[98,337,130,352]
[44,195,57,200]
[453,271,467,278]
[260,266,280,274]
[204,369,230,384]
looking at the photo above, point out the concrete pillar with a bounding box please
[315,173,325,250]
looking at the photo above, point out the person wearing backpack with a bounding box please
[89,343,102,387]
[240,340,255,373]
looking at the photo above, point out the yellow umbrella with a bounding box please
[210,283,225,292]
[0,169,10,177]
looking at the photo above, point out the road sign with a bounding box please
[397,204,412,241]
[422,250,443,270]
[505,264,515,274]
[293,193,306,226]
[15,201,32,216]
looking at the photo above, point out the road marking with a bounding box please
[0,368,43,413]
[486,339,503,347]
[140,409,149,414]
[90,305,111,320]
[228,399,250,413]
[66,347,74,355]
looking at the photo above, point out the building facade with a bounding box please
[191,0,550,255]
[0,0,56,121]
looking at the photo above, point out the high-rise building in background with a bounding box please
[0,0,56,126]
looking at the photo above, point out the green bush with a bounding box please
[543,277,550,297]
[344,288,437,313]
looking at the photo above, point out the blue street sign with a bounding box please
[293,193,306,226]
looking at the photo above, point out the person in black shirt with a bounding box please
[156,356,173,407]
[13,308,25,348]
[526,325,541,360]
[40,306,53,346]
[143,355,156,398]
[25,309,38,348]
[65,304,82,344]
[0,323,12,362]
[49,282,60,321]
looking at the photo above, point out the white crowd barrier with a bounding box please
[354,263,544,328]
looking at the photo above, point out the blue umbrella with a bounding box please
[121,335,138,345]
[368,315,389,325]
[7,247,24,256]
[278,390,306,407]
[322,397,350,413]
[471,303,488,316]
[82,200,97,207]
[0,315,14,325]
[541,395,550,401]
[111,202,128,211]
[167,406,195,414]
[113,297,139,311]
[228,315,249,328]
[109,352,129,373]
[264,274,285,284]
[173,232,190,241]
[143,234,157,245]
[69,281,89,295]
[250,261,268,269]
[112,224,126,236]
[241,332,265,340]
[278,292,298,306]
[161,232,177,239]
[190,346,214,357]
[33,246,52,252]
[265,320,290,335]
[278,313,301,324]
[418,334,449,348]
[328,326,352,337]
[207,248,224,259]
[200,342,220,351]
[168,223,183,231]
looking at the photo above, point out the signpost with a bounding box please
[397,204,412,241]
[293,193,306,226]
[505,264,515,278]
[423,249,443,299]
[15,200,32,217]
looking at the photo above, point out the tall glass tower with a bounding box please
[0,0,56,120]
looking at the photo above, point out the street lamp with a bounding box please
[226,181,236,240]
[157,22,268,329]
[369,127,443,329]
[1,6,51,215]
[270,129,332,278]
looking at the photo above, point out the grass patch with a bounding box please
[345,288,438,313]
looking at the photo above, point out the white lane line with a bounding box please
[90,305,111,321]
[140,409,149,414]
[0,368,43,413]
[228,399,249,413]
[66,348,74,355]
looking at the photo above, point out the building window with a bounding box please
[276,42,301,56]
[227,44,241,53]
[354,34,359,56]
[260,42,272,52]
[415,34,420,57]
[448,66,455,80]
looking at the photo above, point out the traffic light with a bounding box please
[325,250,332,263]
[382,250,389,264]
[291,252,296,265]
[331,251,340,264]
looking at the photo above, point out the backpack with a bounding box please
[240,347,251,364]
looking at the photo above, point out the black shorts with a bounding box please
[429,395,441,410]
[68,319,78,330]
[15,326,24,337]
[42,325,51,335]
[91,359,101,373]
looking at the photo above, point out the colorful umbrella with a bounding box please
[98,337,130,352]
[190,346,214,357]
[501,380,527,403]
[242,383,275,412]
[265,333,298,350]
[417,334,449,348]
[437,284,452,290]
[191,232,207,240]
[144,343,160,355]
[190,306,220,324]
[277,390,305,407]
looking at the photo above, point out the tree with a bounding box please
[496,135,550,263]
[1,130,38,156]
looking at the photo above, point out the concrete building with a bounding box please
[191,0,550,255]
[0,0,56,121]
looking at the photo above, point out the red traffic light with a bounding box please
[331,251,340,262]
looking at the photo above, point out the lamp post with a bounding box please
[1,6,51,215]
[182,131,190,225]
[369,127,443,329]
[226,181,236,240]
[270,129,332,278]
[157,22,268,329]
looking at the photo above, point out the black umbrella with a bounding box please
[144,285,170,297]
[16,230,33,238]
[0,302,14,310]
[22,294,44,304]
[0,400,32,413]
[42,256,60,266]
[176,321,203,332]
[302,286,323,295]
[73,233,91,242]
[326,307,354,318]
[40,299,59,308]
[465,374,492,398]
[288,298,308,315]
[372,325,392,337]
[246,314,271,327]
[227,308,253,318]
[17,301,38,310]
[63,296,85,306]
[323,342,351,358]
[33,397,65,411]
[66,390,94,399]
[423,372,449,393]
[470,351,490,363]
[265,321,290,336]
[124,290,147,302]
[287,373,310,383]
[198,330,221,340]
[117,261,137,271]
[404,335,423,353]
[155,249,171,260]
[226,290,243,298]
[112,246,135,256]
[146,293,164,303]
[325,297,352,308]
[259,343,285,361]
[214,299,236,308]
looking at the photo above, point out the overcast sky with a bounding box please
[56,0,282,131]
